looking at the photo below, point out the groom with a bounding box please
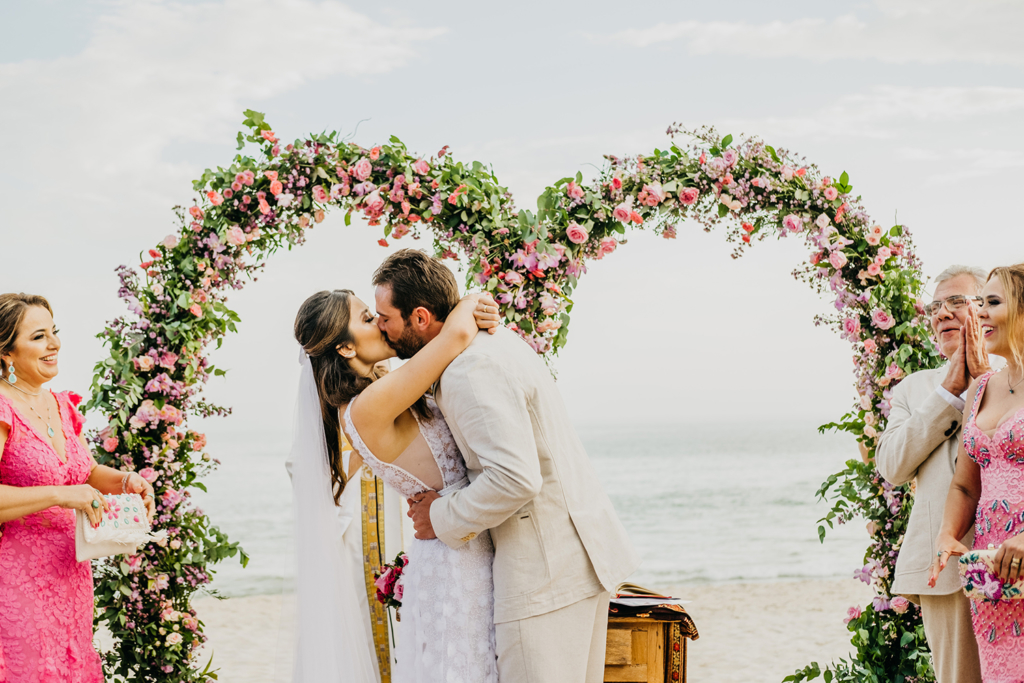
[373,249,639,683]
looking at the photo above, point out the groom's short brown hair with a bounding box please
[372,249,460,322]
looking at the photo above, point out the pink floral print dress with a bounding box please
[0,391,104,682]
[964,372,1024,682]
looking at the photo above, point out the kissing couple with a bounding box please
[289,249,638,683]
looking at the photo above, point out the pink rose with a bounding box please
[781,165,795,181]
[566,181,584,200]
[226,227,246,246]
[877,246,891,259]
[102,437,119,453]
[782,214,803,233]
[206,191,223,206]
[261,130,277,143]
[867,263,882,276]
[269,180,283,196]
[370,146,381,160]
[844,606,862,624]
[824,186,839,201]
[161,234,179,249]
[241,170,255,186]
[842,317,861,338]
[188,206,204,221]
[365,190,385,213]
[599,237,618,256]
[353,158,373,181]
[611,177,623,190]
[866,233,881,246]
[154,574,170,590]
[678,187,699,206]
[642,183,667,206]
[139,467,158,483]
[566,222,588,244]
[264,170,278,182]
[871,308,895,330]
[504,271,524,285]
[394,581,404,602]
[189,303,203,317]
[612,203,631,223]
[863,338,878,354]
[412,159,430,175]
[312,185,329,202]
[889,596,909,614]
[886,362,904,380]
[829,250,848,269]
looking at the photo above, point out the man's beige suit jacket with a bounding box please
[430,327,640,624]
[876,365,973,599]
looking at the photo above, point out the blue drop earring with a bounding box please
[7,362,15,385]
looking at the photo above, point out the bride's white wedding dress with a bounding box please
[344,396,498,683]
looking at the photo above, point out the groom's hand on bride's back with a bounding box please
[408,490,441,539]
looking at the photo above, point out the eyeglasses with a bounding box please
[924,295,983,317]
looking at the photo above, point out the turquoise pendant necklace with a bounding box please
[25,400,56,437]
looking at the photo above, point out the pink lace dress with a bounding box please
[0,391,104,683]
[343,396,497,683]
[964,372,1024,682]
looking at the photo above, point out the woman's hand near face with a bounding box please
[59,484,109,528]
[963,305,992,380]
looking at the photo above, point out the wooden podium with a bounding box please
[604,613,695,683]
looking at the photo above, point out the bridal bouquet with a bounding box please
[374,552,409,614]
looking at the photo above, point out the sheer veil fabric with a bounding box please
[289,349,379,682]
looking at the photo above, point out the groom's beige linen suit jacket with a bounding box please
[876,365,973,599]
[431,327,640,624]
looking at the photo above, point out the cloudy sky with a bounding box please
[3,0,1023,436]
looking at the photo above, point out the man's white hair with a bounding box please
[933,264,988,294]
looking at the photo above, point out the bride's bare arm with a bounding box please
[351,294,497,432]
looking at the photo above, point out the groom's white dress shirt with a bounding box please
[431,326,640,624]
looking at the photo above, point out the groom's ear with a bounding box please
[408,306,434,331]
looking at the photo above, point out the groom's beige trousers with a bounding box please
[495,591,611,683]
[919,592,981,683]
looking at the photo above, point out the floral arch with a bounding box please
[86,110,939,681]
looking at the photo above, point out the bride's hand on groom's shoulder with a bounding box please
[466,293,500,335]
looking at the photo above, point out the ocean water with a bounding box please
[192,420,868,598]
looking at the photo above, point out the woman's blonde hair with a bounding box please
[0,293,53,378]
[988,264,1024,368]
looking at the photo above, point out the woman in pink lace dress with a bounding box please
[0,294,155,683]
[932,265,1024,681]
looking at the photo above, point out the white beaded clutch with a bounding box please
[75,493,166,562]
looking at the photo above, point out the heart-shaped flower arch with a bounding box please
[86,111,941,681]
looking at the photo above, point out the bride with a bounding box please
[290,288,500,682]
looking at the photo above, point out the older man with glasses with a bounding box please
[876,265,989,683]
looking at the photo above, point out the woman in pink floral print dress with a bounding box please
[0,294,154,683]
[932,265,1024,682]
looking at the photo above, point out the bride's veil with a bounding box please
[287,348,379,682]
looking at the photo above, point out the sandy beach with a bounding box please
[98,578,874,683]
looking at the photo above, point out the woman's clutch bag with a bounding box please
[959,549,1024,601]
[75,493,167,562]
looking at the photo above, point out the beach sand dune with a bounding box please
[97,578,875,682]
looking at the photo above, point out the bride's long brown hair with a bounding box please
[293,290,371,505]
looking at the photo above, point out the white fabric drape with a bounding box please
[289,349,379,683]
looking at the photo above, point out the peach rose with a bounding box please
[206,191,223,206]
[412,159,430,175]
[226,227,246,246]
[189,304,203,317]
